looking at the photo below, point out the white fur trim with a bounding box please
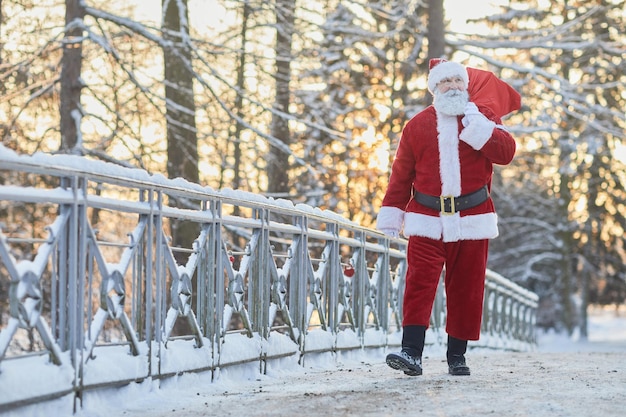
[376,206,405,232]
[403,212,442,239]
[457,212,499,240]
[428,61,469,94]
[441,213,463,242]
[459,117,496,150]
[403,212,498,242]
[436,113,461,196]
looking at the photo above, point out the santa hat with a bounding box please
[427,58,469,94]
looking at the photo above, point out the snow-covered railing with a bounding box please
[0,146,538,413]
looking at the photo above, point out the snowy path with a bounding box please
[96,340,626,417]
[10,308,622,417]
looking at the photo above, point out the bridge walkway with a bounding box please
[78,341,626,417]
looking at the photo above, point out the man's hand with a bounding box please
[460,102,496,150]
[462,102,489,127]
[376,206,404,239]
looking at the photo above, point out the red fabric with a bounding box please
[403,236,489,340]
[382,106,516,212]
[467,67,521,118]
[429,57,445,70]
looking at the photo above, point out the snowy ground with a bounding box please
[96,349,626,417]
[7,307,626,417]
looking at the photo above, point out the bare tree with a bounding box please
[267,0,295,196]
[227,0,252,194]
[426,0,444,105]
[162,0,199,256]
[289,0,429,223]
[162,0,198,185]
[59,0,85,152]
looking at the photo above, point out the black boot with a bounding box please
[447,335,470,376]
[386,325,426,376]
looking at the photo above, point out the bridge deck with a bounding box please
[80,343,626,417]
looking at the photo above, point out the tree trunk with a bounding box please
[427,0,445,58]
[163,0,198,186]
[426,0,445,105]
[162,0,199,254]
[60,0,85,153]
[267,0,295,196]
[228,0,251,194]
[557,0,579,336]
[557,171,576,334]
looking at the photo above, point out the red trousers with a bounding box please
[402,235,489,341]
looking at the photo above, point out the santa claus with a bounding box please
[377,59,519,376]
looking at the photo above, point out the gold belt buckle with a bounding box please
[440,195,456,215]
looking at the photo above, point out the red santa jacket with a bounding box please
[376,103,516,242]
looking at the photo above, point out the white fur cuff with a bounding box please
[376,206,405,232]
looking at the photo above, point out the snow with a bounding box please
[3,306,624,417]
[0,144,358,228]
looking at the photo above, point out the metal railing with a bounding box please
[0,146,538,413]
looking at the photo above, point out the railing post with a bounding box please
[352,231,367,340]
[153,190,165,376]
[143,188,155,377]
[62,176,86,407]
[249,208,271,340]
[324,222,340,335]
[291,215,309,350]
[376,237,391,332]
[199,199,223,363]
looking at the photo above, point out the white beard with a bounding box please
[433,89,469,116]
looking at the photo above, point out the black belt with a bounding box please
[413,185,489,215]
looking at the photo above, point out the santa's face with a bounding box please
[435,76,466,93]
[433,78,468,116]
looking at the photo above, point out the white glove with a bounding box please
[460,102,496,150]
[379,228,399,238]
[376,206,404,238]
[461,102,482,127]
